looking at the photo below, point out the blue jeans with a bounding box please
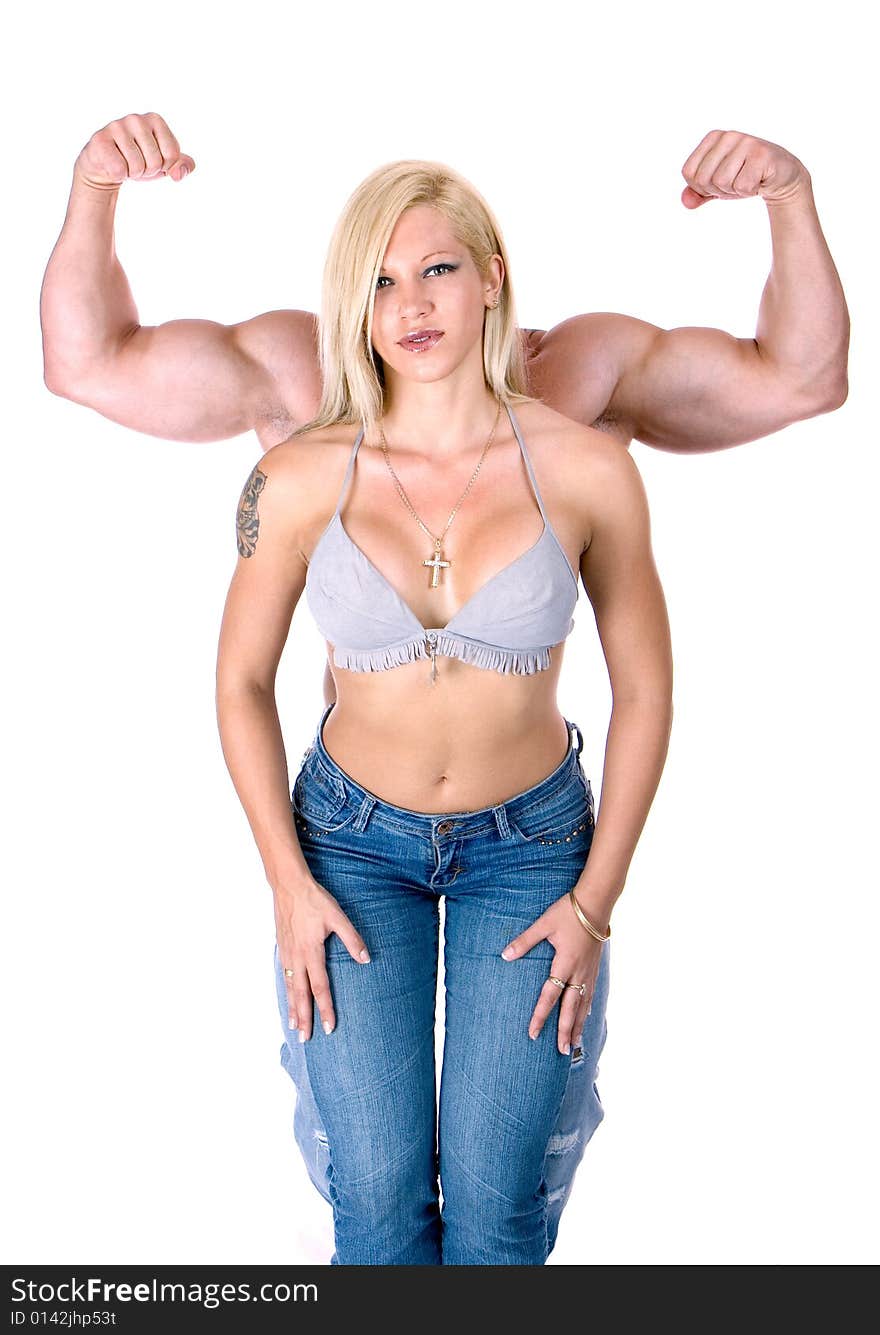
[272,702,610,1265]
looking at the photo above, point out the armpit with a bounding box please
[589,405,633,448]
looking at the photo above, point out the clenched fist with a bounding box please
[74,112,196,191]
[680,129,808,208]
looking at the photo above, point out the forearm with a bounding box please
[215,683,312,893]
[757,174,850,403]
[40,171,137,392]
[573,692,674,930]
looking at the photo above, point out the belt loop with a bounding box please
[352,793,376,833]
[569,721,584,756]
[493,804,512,839]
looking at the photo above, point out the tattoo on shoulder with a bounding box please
[236,464,267,558]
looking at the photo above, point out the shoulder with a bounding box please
[514,398,630,478]
[513,398,649,545]
[234,421,361,550]
[258,419,359,471]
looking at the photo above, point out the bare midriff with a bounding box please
[321,642,572,814]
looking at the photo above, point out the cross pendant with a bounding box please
[423,547,451,589]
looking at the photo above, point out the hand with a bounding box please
[500,893,605,1054]
[680,129,809,209]
[74,112,196,191]
[274,877,371,1042]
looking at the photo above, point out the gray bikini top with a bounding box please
[305,400,579,680]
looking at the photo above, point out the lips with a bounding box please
[398,330,444,352]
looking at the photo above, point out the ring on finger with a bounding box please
[564,981,587,997]
[548,975,566,990]
[283,967,295,978]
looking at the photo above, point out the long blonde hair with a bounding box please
[292,160,537,440]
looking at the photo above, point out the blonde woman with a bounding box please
[216,161,673,1265]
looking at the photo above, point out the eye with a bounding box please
[376,263,458,289]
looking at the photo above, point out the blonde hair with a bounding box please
[292,159,537,439]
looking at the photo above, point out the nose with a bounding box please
[396,280,433,320]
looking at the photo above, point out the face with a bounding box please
[369,203,503,386]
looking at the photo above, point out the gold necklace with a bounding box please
[375,397,503,589]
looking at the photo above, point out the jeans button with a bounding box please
[436,820,454,834]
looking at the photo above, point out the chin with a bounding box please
[384,351,459,382]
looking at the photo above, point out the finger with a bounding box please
[331,915,371,964]
[681,184,712,210]
[142,113,188,180]
[168,154,196,181]
[687,134,744,200]
[305,952,335,1039]
[572,992,592,1045]
[729,156,766,197]
[109,131,145,179]
[712,149,751,196]
[87,136,131,187]
[110,119,150,179]
[528,975,568,1040]
[501,915,549,962]
[281,962,299,1031]
[556,986,584,1054]
[703,147,753,198]
[120,114,165,178]
[680,128,725,179]
[293,973,314,1043]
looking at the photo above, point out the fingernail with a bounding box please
[177,165,188,178]
[299,1030,307,1043]
[288,1016,297,1030]
[501,947,514,961]
[359,949,371,963]
[322,1020,333,1035]
[575,1032,583,1046]
[528,1029,537,1040]
[562,1042,570,1055]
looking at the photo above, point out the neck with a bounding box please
[373,363,504,458]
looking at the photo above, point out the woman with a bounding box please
[216,160,674,1266]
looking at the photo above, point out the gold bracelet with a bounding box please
[569,888,611,943]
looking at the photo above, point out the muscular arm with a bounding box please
[41,169,321,446]
[533,177,849,454]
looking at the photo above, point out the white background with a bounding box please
[3,0,877,1266]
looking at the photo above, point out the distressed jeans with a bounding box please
[272,702,610,1265]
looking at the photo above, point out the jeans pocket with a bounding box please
[509,777,594,848]
[292,757,357,835]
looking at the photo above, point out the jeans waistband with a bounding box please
[303,702,589,836]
